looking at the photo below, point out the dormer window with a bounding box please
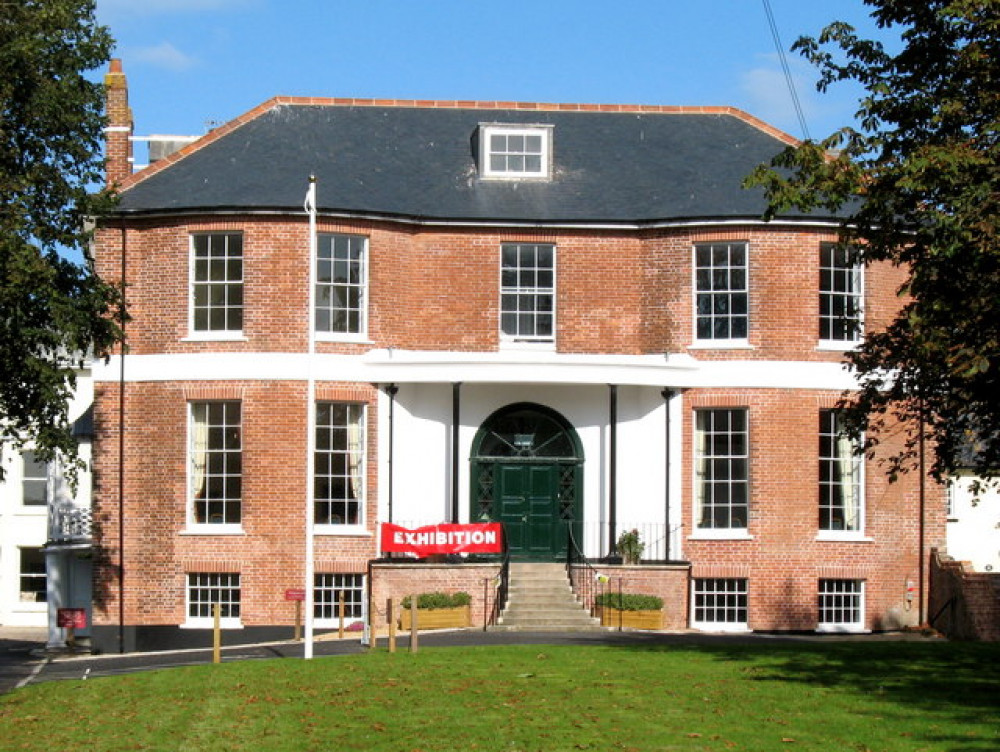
[480,124,552,179]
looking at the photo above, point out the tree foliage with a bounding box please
[747,0,1000,482]
[0,1,122,480]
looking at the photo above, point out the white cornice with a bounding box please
[92,350,857,391]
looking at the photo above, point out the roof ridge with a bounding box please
[115,96,798,192]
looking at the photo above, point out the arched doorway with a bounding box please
[470,403,584,561]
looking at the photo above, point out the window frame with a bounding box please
[818,242,864,348]
[692,408,750,537]
[19,547,47,605]
[315,233,369,341]
[314,573,366,625]
[185,572,242,628]
[480,124,553,180]
[499,242,556,348]
[187,401,243,532]
[691,577,749,632]
[817,578,865,633]
[818,409,865,539]
[188,232,244,339]
[692,241,750,346]
[314,402,367,531]
[20,450,48,506]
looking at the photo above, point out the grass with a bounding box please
[2,641,999,751]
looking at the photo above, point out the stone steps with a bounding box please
[492,562,603,632]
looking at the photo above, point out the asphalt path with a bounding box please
[1,627,935,696]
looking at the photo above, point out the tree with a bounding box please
[747,0,1000,483]
[0,1,122,481]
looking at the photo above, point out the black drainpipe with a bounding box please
[117,222,127,654]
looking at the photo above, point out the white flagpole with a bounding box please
[304,176,318,659]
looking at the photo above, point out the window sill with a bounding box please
[816,625,868,634]
[815,533,873,543]
[687,530,753,541]
[314,334,373,345]
[182,620,243,630]
[691,623,751,633]
[314,525,371,537]
[499,340,556,351]
[816,340,861,352]
[180,525,246,536]
[687,340,754,351]
[182,334,248,342]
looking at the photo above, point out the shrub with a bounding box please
[594,591,663,611]
[401,591,472,610]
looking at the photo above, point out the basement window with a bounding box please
[480,124,552,179]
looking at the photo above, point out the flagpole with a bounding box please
[304,176,318,660]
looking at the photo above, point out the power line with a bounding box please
[761,0,811,141]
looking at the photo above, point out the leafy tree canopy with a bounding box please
[747,0,1000,483]
[0,0,122,481]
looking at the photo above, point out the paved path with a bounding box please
[0,626,938,695]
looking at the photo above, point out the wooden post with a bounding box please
[409,594,418,653]
[338,590,345,639]
[294,600,302,641]
[213,603,221,664]
[387,598,396,653]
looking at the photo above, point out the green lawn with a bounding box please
[2,641,998,751]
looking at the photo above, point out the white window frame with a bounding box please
[187,401,242,532]
[480,124,553,180]
[20,450,49,506]
[692,242,749,346]
[691,578,749,632]
[314,573,366,626]
[818,409,866,540]
[817,578,866,633]
[19,547,47,605]
[819,242,863,348]
[692,408,750,537]
[314,402,366,532]
[499,242,556,348]
[188,232,244,339]
[315,233,369,341]
[184,572,242,628]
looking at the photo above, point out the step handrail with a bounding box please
[565,523,601,617]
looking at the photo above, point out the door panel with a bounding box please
[496,462,569,560]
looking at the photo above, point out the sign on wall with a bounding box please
[380,522,504,556]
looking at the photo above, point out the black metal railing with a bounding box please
[566,523,603,617]
[485,524,511,629]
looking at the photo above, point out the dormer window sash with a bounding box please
[479,124,553,180]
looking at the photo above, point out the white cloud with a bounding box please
[130,42,198,72]
[740,54,821,139]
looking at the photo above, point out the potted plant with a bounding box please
[616,528,645,564]
[595,591,664,630]
[399,591,472,630]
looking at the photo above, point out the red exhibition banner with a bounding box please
[380,522,504,556]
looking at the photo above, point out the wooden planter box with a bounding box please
[600,607,663,630]
[399,605,471,630]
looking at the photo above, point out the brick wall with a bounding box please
[371,562,502,630]
[572,564,690,630]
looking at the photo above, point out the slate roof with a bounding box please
[116,99,827,225]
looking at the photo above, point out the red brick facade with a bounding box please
[90,66,946,651]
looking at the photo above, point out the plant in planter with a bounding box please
[399,591,471,629]
[616,528,645,564]
[595,591,664,630]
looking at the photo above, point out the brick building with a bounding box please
[91,60,945,652]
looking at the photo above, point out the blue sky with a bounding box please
[95,0,897,148]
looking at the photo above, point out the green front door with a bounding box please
[471,403,584,562]
[497,463,564,559]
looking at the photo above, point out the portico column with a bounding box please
[608,384,618,557]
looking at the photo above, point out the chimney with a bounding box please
[104,58,133,187]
